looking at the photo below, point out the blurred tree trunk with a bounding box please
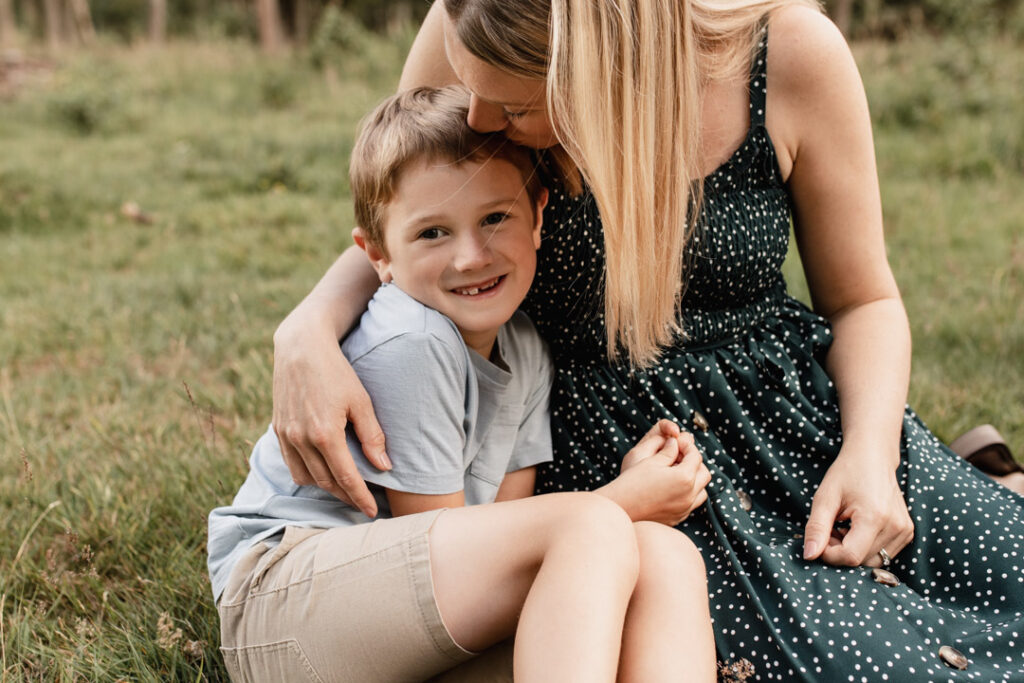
[149,0,166,43]
[256,0,283,52]
[293,0,311,46]
[67,0,94,44]
[19,0,42,40]
[387,1,412,34]
[862,0,882,36]
[42,0,61,49]
[832,0,853,37]
[0,0,16,49]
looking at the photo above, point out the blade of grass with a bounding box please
[12,500,62,571]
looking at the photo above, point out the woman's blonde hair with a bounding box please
[445,0,821,366]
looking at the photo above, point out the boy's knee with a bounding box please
[551,493,639,574]
[632,521,706,581]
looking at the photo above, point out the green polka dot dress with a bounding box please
[523,29,1024,682]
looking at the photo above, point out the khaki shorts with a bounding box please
[218,510,512,683]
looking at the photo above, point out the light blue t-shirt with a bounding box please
[207,284,554,601]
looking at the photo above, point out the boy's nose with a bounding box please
[466,94,508,134]
[453,232,494,271]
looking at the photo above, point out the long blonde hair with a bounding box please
[445,0,821,366]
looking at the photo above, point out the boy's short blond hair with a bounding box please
[349,86,544,251]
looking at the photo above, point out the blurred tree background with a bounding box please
[0,0,430,50]
[1,0,1023,51]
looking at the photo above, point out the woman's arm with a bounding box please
[769,7,914,567]
[398,2,459,91]
[272,8,457,518]
[272,246,388,518]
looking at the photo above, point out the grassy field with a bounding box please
[1,31,1022,681]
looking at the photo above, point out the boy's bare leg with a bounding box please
[429,493,640,683]
[618,522,716,683]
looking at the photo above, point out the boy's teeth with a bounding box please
[457,277,499,295]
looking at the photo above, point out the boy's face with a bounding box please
[362,158,546,359]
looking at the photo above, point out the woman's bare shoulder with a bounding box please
[768,6,859,96]
[766,5,867,175]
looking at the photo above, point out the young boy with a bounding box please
[208,86,715,683]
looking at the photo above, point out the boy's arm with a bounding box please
[346,323,470,503]
[387,465,535,515]
[494,467,537,502]
[595,421,712,525]
[386,489,466,517]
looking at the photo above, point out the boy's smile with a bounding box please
[362,157,546,359]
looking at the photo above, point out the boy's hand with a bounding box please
[621,419,685,471]
[599,420,712,526]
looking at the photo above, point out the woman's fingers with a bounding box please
[274,410,381,519]
[276,431,315,487]
[819,512,879,567]
[320,434,380,518]
[861,488,915,568]
[346,384,391,471]
[803,485,842,560]
[817,499,915,567]
[271,340,389,517]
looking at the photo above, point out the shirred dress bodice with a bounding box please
[522,47,794,360]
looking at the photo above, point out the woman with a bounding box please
[272,0,1024,679]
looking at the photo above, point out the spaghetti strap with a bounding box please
[748,26,769,128]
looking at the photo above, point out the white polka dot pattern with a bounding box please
[520,29,1024,682]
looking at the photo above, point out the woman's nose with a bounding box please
[466,94,508,133]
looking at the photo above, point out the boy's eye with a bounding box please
[502,109,527,120]
[482,212,509,226]
[418,227,443,240]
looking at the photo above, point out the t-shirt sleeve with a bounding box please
[347,332,468,495]
[507,344,554,472]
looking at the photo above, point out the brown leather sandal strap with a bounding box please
[949,425,1023,476]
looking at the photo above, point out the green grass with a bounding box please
[1,33,1022,681]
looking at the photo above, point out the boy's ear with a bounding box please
[531,188,549,250]
[352,227,392,283]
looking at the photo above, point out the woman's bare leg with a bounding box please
[618,522,716,683]
[429,492,640,683]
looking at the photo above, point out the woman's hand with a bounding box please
[802,444,914,567]
[271,246,388,518]
[599,420,712,526]
[272,314,390,520]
